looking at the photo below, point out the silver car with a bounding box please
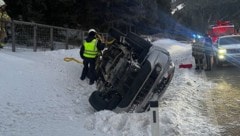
[213,35,240,66]
[88,28,175,113]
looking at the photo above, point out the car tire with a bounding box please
[126,32,152,50]
[89,91,122,111]
[106,92,122,110]
[125,32,152,63]
[108,28,126,42]
[89,91,108,111]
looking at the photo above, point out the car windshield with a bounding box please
[219,36,240,45]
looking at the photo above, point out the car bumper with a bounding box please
[217,54,240,64]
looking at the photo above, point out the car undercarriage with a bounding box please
[89,28,175,113]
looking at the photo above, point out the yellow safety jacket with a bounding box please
[83,39,98,58]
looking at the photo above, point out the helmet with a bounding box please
[88,29,96,34]
[0,0,6,7]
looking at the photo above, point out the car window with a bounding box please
[219,36,240,45]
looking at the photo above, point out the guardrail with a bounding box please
[3,20,107,52]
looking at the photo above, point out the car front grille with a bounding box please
[227,49,240,54]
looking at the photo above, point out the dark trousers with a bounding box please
[81,58,96,82]
[195,58,204,69]
[205,55,212,70]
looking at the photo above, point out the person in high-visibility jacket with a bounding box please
[79,29,105,85]
[0,0,10,48]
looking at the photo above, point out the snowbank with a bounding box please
[0,39,220,136]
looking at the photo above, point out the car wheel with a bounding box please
[89,91,122,111]
[89,91,108,111]
[108,28,126,42]
[125,32,152,63]
[126,32,152,50]
[106,92,122,110]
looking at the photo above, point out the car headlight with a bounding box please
[169,61,175,69]
[218,55,225,60]
[218,49,227,54]
[155,64,162,73]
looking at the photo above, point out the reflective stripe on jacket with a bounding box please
[83,39,98,58]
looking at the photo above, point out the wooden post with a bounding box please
[33,24,37,52]
[150,101,160,136]
[65,29,69,49]
[50,27,54,50]
[11,21,16,52]
[81,30,84,43]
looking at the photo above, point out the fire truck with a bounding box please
[207,21,236,44]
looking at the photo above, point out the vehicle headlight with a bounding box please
[169,61,175,69]
[218,49,227,54]
[155,64,162,73]
[218,55,225,60]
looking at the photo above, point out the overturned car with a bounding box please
[89,28,175,113]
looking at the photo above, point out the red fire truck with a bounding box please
[207,21,236,43]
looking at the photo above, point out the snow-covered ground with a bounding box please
[0,39,221,136]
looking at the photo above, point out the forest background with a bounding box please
[4,0,240,38]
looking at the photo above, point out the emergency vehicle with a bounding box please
[207,21,236,44]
